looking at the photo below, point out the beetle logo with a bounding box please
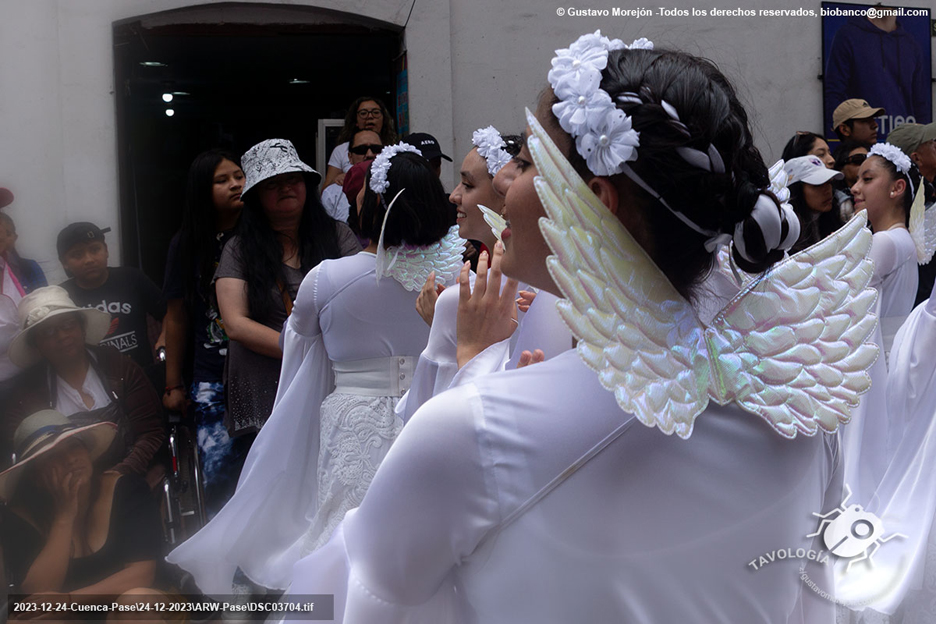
[807,484,906,572]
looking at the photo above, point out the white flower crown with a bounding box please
[547,31,800,262]
[369,143,423,195]
[472,126,512,176]
[869,142,912,175]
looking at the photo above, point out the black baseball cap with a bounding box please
[57,222,112,258]
[401,133,452,162]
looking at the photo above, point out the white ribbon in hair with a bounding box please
[733,194,799,264]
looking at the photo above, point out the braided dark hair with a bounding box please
[542,47,792,300]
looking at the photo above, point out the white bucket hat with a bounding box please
[8,285,111,368]
[784,155,845,186]
[240,139,321,195]
[0,410,117,502]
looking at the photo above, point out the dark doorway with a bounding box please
[113,5,403,284]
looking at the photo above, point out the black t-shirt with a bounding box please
[162,231,232,383]
[2,475,162,592]
[61,267,166,370]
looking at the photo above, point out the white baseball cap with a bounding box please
[783,155,844,186]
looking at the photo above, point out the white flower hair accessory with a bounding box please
[472,126,512,176]
[869,142,912,175]
[369,142,423,195]
[869,142,916,202]
[547,33,800,264]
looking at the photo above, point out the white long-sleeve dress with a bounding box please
[289,349,842,623]
[870,226,917,359]
[396,282,573,423]
[166,252,437,595]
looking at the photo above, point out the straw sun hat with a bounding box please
[7,285,111,368]
[0,410,117,501]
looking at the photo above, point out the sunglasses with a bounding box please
[842,154,867,167]
[350,144,383,156]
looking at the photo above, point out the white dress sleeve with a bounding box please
[869,230,905,286]
[290,384,498,622]
[835,282,936,613]
[166,265,335,595]
[396,274,510,423]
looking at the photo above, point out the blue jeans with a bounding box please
[190,381,254,518]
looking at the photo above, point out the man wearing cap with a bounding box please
[832,99,886,147]
[889,122,936,186]
[401,132,452,179]
[889,122,936,306]
[57,223,166,378]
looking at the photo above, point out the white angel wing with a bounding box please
[706,213,879,438]
[479,204,507,245]
[527,108,711,439]
[379,226,467,292]
[908,180,935,264]
[527,106,879,441]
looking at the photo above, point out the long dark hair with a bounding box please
[781,132,826,161]
[358,152,455,246]
[336,96,398,145]
[787,182,844,252]
[179,149,242,304]
[543,48,794,300]
[236,179,342,319]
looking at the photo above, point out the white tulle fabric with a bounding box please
[166,252,430,595]
[289,351,843,623]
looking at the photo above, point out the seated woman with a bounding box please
[0,411,162,601]
[2,286,165,482]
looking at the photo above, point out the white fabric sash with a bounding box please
[333,356,416,397]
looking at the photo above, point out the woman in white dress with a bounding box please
[852,144,921,322]
[165,143,465,596]
[399,126,572,422]
[287,34,879,623]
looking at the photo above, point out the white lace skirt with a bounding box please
[299,392,404,556]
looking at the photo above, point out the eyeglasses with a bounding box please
[349,144,383,156]
[357,108,383,119]
[842,154,867,167]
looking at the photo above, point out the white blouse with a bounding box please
[870,226,917,320]
[290,350,842,623]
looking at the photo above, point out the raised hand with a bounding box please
[416,271,446,327]
[457,242,519,368]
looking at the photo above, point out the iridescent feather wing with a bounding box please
[479,204,508,245]
[527,108,711,439]
[908,181,935,264]
[705,213,879,438]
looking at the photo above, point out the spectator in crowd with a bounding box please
[780,131,835,168]
[825,14,930,141]
[402,132,452,178]
[322,97,397,189]
[320,130,382,223]
[888,122,936,305]
[0,213,47,294]
[57,223,167,383]
[889,122,936,185]
[214,139,360,438]
[162,149,249,518]
[783,155,845,253]
[0,186,22,384]
[831,99,885,147]
[832,140,869,220]
[342,160,373,248]
[2,286,165,483]
[0,412,162,600]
